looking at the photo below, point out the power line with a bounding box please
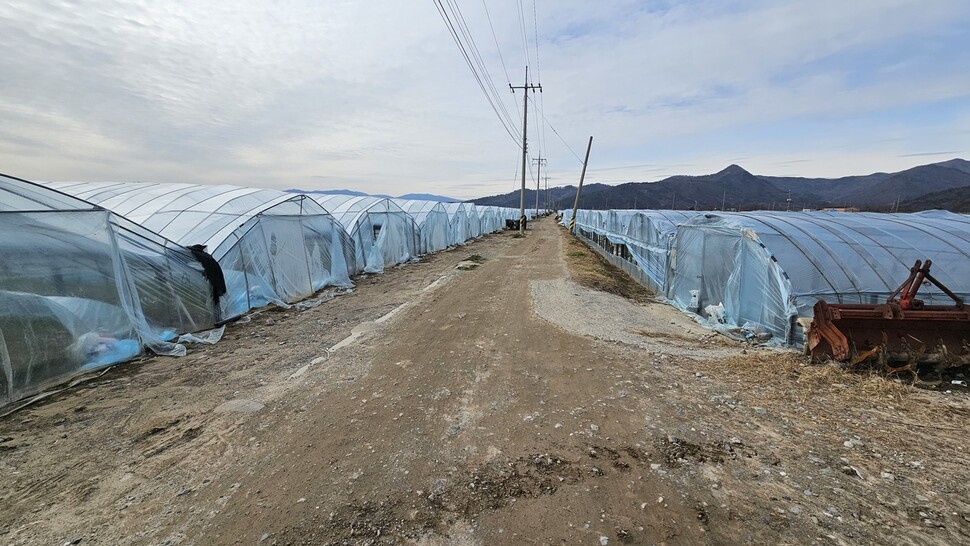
[443,0,518,130]
[516,0,530,68]
[480,0,511,86]
[443,0,518,133]
[532,0,547,169]
[531,0,542,84]
[432,0,521,146]
[530,95,584,165]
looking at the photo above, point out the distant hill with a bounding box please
[472,159,970,212]
[899,186,970,213]
[286,189,457,202]
[286,188,393,198]
[397,193,458,202]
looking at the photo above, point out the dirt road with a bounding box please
[2,218,969,545]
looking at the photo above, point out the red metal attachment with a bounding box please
[807,260,970,374]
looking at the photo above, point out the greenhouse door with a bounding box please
[260,217,313,303]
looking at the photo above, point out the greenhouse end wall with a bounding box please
[1,176,218,406]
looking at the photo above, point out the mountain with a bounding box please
[285,188,393,198]
[899,186,970,213]
[286,189,458,202]
[397,193,459,202]
[470,183,611,209]
[472,159,970,212]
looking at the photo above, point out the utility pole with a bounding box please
[570,136,594,233]
[511,66,541,234]
[532,157,546,217]
[721,190,726,211]
[786,189,792,212]
[543,175,550,213]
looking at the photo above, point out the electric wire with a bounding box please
[431,0,521,147]
[532,0,548,171]
[516,0,530,67]
[443,0,518,131]
[480,0,512,86]
[530,95,585,165]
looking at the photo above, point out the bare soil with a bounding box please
[1,217,969,545]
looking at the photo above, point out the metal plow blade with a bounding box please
[807,260,970,375]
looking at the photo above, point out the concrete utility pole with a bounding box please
[532,157,546,217]
[511,66,541,234]
[543,175,550,212]
[569,136,594,233]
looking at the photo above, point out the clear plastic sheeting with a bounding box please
[566,207,970,346]
[310,195,421,274]
[393,199,451,254]
[668,211,970,344]
[1,174,217,405]
[476,205,515,234]
[45,182,355,319]
[568,209,695,292]
[443,202,482,245]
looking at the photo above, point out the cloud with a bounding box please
[0,0,968,199]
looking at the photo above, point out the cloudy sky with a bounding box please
[1,0,968,199]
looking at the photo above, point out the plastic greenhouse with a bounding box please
[1,174,217,405]
[310,195,420,273]
[475,206,501,234]
[668,211,970,344]
[443,202,481,245]
[563,208,970,346]
[46,182,355,319]
[393,199,451,254]
[570,209,696,292]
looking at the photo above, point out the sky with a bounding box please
[1,0,969,200]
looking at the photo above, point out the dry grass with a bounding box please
[563,234,654,304]
[696,349,970,445]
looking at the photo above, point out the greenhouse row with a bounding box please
[1,175,525,406]
[562,208,970,345]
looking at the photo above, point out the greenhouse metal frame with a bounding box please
[1,174,217,405]
[46,182,355,319]
[310,195,420,273]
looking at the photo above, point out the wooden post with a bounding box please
[569,136,593,233]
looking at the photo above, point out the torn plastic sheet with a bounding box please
[296,287,355,310]
[177,325,226,345]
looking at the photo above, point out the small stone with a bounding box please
[599,535,609,545]
[803,489,812,497]
[297,497,306,503]
[789,506,802,515]
[657,496,664,503]
[650,463,661,470]
[881,472,895,481]
[843,441,854,448]
[753,407,767,415]
[590,424,600,432]
[260,533,270,542]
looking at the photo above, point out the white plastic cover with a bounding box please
[45,182,355,319]
[1,175,217,405]
[567,208,970,346]
[668,211,970,343]
[310,195,420,273]
[393,199,451,254]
